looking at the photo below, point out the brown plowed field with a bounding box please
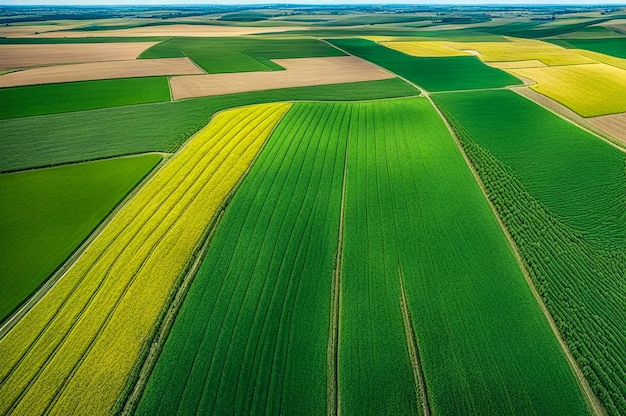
[0,58,204,87]
[0,43,156,69]
[18,24,306,38]
[169,56,394,100]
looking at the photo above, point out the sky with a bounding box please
[2,0,625,4]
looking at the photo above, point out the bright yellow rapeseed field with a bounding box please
[379,40,471,57]
[0,102,291,416]
[510,63,626,117]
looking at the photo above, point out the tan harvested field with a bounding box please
[587,113,626,146]
[169,56,394,100]
[488,60,547,69]
[0,43,156,69]
[20,24,306,38]
[0,58,204,87]
[0,24,81,38]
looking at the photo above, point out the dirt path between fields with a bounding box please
[0,152,170,340]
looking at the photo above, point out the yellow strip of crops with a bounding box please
[510,63,626,117]
[0,102,291,416]
[379,40,471,57]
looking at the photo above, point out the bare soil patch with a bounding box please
[0,43,156,69]
[170,56,394,100]
[0,58,203,87]
[587,113,626,146]
[21,24,306,38]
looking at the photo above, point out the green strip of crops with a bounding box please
[137,98,590,415]
[326,38,521,92]
[433,90,626,415]
[140,37,344,73]
[0,154,161,322]
[548,38,626,59]
[0,78,418,172]
[340,98,588,415]
[137,102,347,415]
[0,77,171,120]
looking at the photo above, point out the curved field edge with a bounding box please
[0,77,417,172]
[0,103,291,416]
[433,91,626,415]
[0,153,162,323]
[136,98,590,416]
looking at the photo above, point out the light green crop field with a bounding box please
[0,78,417,172]
[140,37,345,73]
[0,154,161,322]
[137,98,589,416]
[0,77,171,120]
[434,90,626,415]
[327,38,522,92]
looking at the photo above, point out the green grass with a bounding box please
[0,77,171,120]
[548,38,626,59]
[326,38,521,92]
[137,102,346,415]
[0,153,161,322]
[0,78,417,172]
[340,98,588,415]
[433,90,626,415]
[137,98,589,415]
[140,37,344,73]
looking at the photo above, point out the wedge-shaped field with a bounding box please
[510,64,626,117]
[434,90,626,415]
[376,40,471,57]
[0,78,417,171]
[169,56,393,100]
[327,38,521,92]
[137,98,588,416]
[0,42,156,68]
[0,77,171,120]
[0,103,290,416]
[549,38,626,59]
[339,98,588,415]
[0,154,161,322]
[137,102,346,416]
[0,58,203,88]
[140,37,344,73]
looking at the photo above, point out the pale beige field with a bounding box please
[0,24,81,38]
[0,58,204,87]
[587,113,626,146]
[170,56,394,100]
[18,24,306,38]
[0,43,156,69]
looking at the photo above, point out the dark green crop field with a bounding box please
[326,38,521,92]
[548,38,626,59]
[0,153,161,322]
[137,98,589,416]
[434,90,626,415]
[0,77,171,120]
[140,37,344,73]
[0,78,417,172]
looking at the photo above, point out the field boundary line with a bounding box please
[427,94,607,416]
[510,86,626,153]
[327,108,349,416]
[0,153,168,340]
[116,103,294,415]
[398,266,431,416]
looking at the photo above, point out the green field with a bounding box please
[0,154,161,322]
[0,77,171,120]
[0,78,417,172]
[137,102,346,415]
[137,98,589,415]
[548,38,626,59]
[140,37,345,73]
[326,38,521,92]
[434,90,626,415]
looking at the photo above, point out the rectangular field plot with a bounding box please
[0,154,161,322]
[434,90,626,415]
[137,98,588,416]
[0,77,171,120]
[327,38,521,92]
[0,103,291,416]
